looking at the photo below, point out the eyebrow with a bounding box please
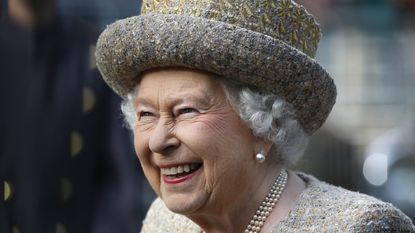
[135,90,213,109]
[134,99,153,108]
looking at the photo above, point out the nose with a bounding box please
[148,118,180,154]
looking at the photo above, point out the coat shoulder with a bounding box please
[349,200,415,232]
[274,173,415,232]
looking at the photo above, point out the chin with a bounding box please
[162,191,209,215]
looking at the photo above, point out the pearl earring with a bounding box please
[255,152,266,163]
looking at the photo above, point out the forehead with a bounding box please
[137,69,224,98]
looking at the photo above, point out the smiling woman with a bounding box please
[95,0,415,232]
[134,70,264,217]
[125,69,304,232]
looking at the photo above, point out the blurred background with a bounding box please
[295,0,415,223]
[1,0,414,232]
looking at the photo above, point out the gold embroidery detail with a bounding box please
[266,0,276,8]
[243,5,253,17]
[223,0,232,8]
[292,31,298,44]
[262,14,272,25]
[141,0,321,57]
[278,23,286,35]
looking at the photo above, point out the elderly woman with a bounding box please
[95,0,415,232]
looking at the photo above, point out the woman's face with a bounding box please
[133,69,259,215]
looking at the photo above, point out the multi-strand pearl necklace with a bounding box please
[244,169,288,233]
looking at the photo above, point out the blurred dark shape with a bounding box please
[293,128,361,191]
[57,0,141,30]
[17,0,56,26]
[0,0,154,232]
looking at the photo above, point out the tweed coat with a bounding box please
[141,173,415,232]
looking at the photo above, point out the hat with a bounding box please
[95,0,336,135]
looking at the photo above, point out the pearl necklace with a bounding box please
[244,169,288,233]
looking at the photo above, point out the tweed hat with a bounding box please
[96,0,336,135]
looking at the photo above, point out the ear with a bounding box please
[255,137,273,155]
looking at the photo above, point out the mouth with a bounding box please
[160,163,203,184]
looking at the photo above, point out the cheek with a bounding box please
[133,130,161,195]
[133,130,156,169]
[177,113,254,190]
[133,130,147,161]
[177,115,234,157]
[181,112,242,141]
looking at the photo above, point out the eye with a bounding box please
[140,111,153,117]
[175,107,199,118]
[179,108,196,114]
[138,111,154,120]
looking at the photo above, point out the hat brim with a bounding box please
[96,13,336,135]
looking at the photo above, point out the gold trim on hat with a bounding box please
[141,0,321,57]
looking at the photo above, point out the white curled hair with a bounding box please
[121,79,309,166]
[121,88,139,129]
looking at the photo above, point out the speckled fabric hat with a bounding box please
[95,0,337,135]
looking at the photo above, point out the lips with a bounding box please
[160,163,202,184]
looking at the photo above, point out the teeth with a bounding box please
[184,165,190,172]
[161,163,200,175]
[177,166,183,173]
